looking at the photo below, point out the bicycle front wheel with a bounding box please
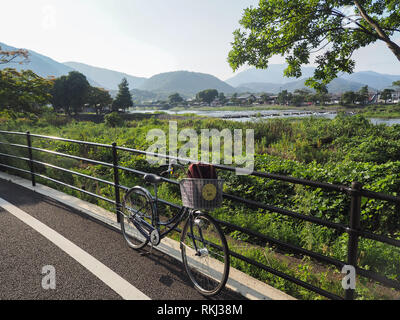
[180,212,230,296]
[121,187,153,250]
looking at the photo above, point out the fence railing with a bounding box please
[0,129,399,300]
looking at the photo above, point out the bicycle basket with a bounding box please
[179,178,224,210]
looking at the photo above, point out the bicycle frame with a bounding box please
[126,184,190,243]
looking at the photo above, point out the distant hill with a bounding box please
[0,42,101,87]
[283,77,372,94]
[226,64,316,87]
[238,78,373,94]
[326,78,373,94]
[227,65,399,94]
[63,62,147,90]
[340,71,400,90]
[235,82,282,94]
[129,88,164,102]
[0,42,74,78]
[2,42,398,97]
[138,71,236,96]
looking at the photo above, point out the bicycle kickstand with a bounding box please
[140,240,154,256]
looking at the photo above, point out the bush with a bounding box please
[104,112,123,127]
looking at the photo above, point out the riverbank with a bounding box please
[134,103,400,119]
[168,104,344,112]
[356,104,400,119]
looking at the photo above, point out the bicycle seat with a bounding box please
[144,174,163,185]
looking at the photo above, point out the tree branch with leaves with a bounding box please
[228,0,400,92]
[0,46,29,65]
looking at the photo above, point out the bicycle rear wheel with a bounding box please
[121,187,153,249]
[180,212,230,296]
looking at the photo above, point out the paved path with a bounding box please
[0,179,245,300]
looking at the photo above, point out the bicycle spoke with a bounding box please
[181,213,229,296]
[121,188,153,250]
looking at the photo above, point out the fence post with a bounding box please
[345,181,362,300]
[112,142,121,224]
[26,131,36,187]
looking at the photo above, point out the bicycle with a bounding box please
[119,164,230,296]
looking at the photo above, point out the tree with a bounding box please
[218,92,227,105]
[50,76,69,113]
[356,85,370,106]
[310,86,330,105]
[0,68,53,113]
[277,90,292,105]
[229,1,400,92]
[113,78,133,112]
[50,71,90,115]
[292,89,312,106]
[341,91,357,105]
[196,89,219,105]
[67,71,90,114]
[0,46,29,65]
[168,93,184,105]
[380,88,394,104]
[260,93,270,104]
[230,93,239,105]
[88,87,113,115]
[291,94,305,106]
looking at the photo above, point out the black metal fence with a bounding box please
[0,129,399,300]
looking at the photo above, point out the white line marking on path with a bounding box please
[0,197,150,300]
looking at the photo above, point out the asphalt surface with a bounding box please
[0,179,246,300]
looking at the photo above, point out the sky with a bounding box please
[1,0,400,80]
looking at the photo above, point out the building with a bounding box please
[376,89,400,104]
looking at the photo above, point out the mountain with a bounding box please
[2,42,398,97]
[281,77,371,94]
[235,82,282,94]
[227,65,400,94]
[226,64,316,87]
[326,78,372,94]
[138,71,236,96]
[0,42,103,87]
[237,78,372,94]
[340,71,400,90]
[63,62,147,90]
[0,42,75,78]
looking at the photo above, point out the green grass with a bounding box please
[357,104,400,119]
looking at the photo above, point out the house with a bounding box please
[264,95,278,105]
[376,89,400,104]
[328,94,341,105]
[237,94,257,104]
[392,90,400,103]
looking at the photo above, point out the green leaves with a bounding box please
[196,89,219,105]
[113,78,133,112]
[229,0,400,90]
[88,87,113,115]
[0,68,53,113]
[50,71,90,115]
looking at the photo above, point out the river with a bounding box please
[129,109,400,126]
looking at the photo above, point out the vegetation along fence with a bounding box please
[0,129,399,300]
